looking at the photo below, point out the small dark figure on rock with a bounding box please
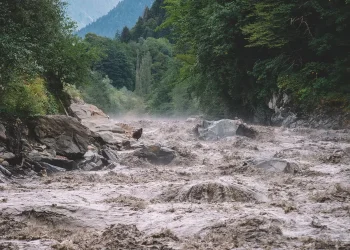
[132,128,143,141]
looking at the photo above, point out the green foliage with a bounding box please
[1,77,58,116]
[241,1,293,48]
[130,0,170,41]
[120,26,131,43]
[85,33,135,90]
[80,72,145,114]
[163,0,350,118]
[0,0,99,116]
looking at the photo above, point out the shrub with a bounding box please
[1,76,59,116]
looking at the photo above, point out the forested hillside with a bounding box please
[80,0,349,120]
[65,0,120,30]
[77,0,154,38]
[160,0,350,119]
[1,0,349,121]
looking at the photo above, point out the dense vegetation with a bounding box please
[1,0,349,121]
[161,0,350,119]
[0,0,99,116]
[82,0,350,119]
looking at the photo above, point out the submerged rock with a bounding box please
[255,159,299,174]
[134,144,176,165]
[196,119,257,140]
[41,162,66,175]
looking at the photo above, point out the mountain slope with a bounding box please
[65,0,121,30]
[77,0,154,38]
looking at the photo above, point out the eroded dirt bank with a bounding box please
[1,117,350,249]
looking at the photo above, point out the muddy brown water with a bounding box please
[1,117,350,249]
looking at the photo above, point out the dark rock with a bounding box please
[41,162,66,175]
[196,119,257,140]
[40,157,77,171]
[0,164,12,177]
[23,158,45,173]
[253,105,274,125]
[27,115,102,159]
[134,144,176,165]
[79,150,105,171]
[236,124,257,139]
[101,149,118,163]
[122,140,132,149]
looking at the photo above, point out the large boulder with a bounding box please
[27,115,102,159]
[97,131,128,145]
[134,144,176,165]
[69,102,109,121]
[196,119,257,140]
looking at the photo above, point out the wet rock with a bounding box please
[41,162,66,175]
[196,119,257,140]
[40,157,77,171]
[80,150,105,171]
[0,164,12,177]
[134,144,176,165]
[0,123,6,141]
[281,113,297,127]
[1,161,9,168]
[101,148,119,163]
[69,102,109,121]
[28,115,101,159]
[0,152,15,160]
[255,159,299,174]
[84,149,98,161]
[236,124,257,139]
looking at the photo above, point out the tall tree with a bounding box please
[120,26,131,43]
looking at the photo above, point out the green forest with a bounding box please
[1,0,349,122]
